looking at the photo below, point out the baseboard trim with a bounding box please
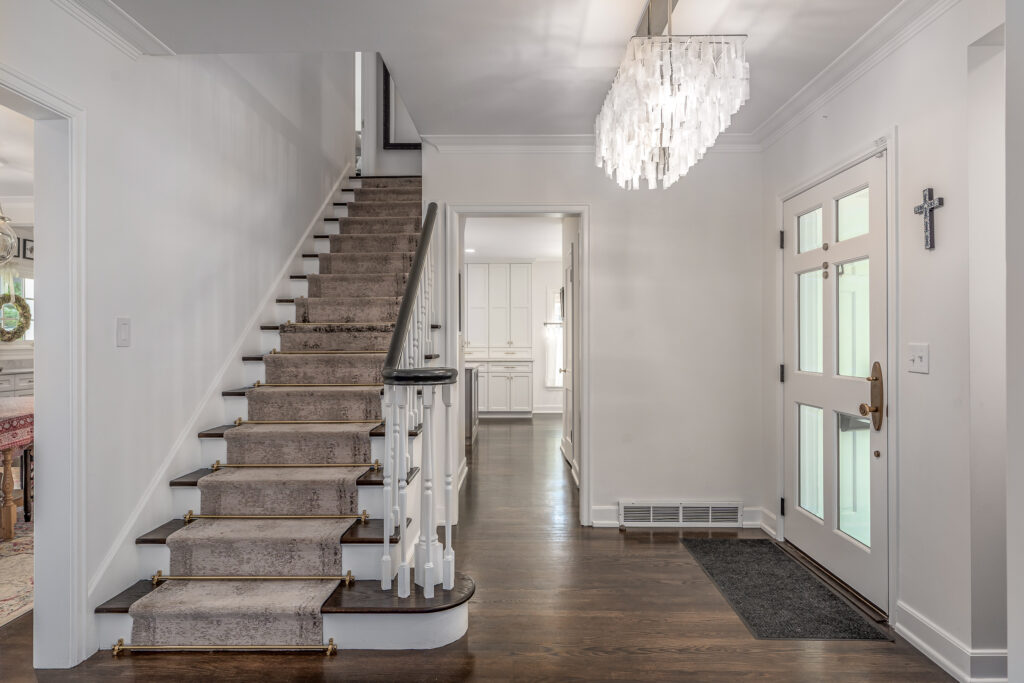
[591,505,619,528]
[532,405,563,414]
[741,506,778,537]
[894,601,1008,682]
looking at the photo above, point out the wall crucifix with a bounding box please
[913,187,944,250]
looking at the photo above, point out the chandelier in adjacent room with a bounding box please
[595,26,749,190]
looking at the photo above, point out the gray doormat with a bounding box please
[682,538,889,640]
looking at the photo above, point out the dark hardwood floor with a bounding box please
[0,414,948,681]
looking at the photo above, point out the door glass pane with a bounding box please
[799,271,823,373]
[799,405,824,519]
[838,413,871,546]
[837,187,869,241]
[798,208,822,253]
[837,258,870,378]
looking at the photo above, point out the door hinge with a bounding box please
[779,230,785,249]
[779,364,785,383]
[780,497,786,517]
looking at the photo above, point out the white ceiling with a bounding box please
[107,0,909,137]
[465,217,562,261]
[0,104,34,203]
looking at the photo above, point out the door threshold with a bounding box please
[777,540,889,624]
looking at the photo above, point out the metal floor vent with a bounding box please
[618,501,743,528]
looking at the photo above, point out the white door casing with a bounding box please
[782,152,889,610]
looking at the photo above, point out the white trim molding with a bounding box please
[423,134,595,155]
[742,507,778,537]
[895,601,1008,682]
[590,506,619,528]
[49,0,174,59]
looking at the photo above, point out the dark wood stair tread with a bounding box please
[222,386,253,397]
[424,353,440,360]
[351,175,422,179]
[431,323,441,330]
[324,217,340,222]
[341,518,410,544]
[302,253,319,258]
[321,572,475,614]
[369,422,423,437]
[289,275,308,281]
[170,468,214,487]
[136,518,187,544]
[260,324,280,331]
[198,424,235,438]
[242,355,264,362]
[276,298,295,304]
[357,467,419,487]
[313,234,332,239]
[95,580,158,614]
[333,202,349,206]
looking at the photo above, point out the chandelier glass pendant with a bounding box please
[595,34,749,190]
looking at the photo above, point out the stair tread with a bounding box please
[341,518,410,544]
[260,325,280,331]
[170,468,214,486]
[368,422,423,437]
[227,422,380,436]
[276,298,295,304]
[351,175,422,179]
[357,466,419,486]
[136,518,187,544]
[242,355,264,362]
[95,580,158,614]
[198,424,235,439]
[424,353,440,360]
[321,572,475,614]
[222,386,253,397]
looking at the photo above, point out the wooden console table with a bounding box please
[0,396,33,540]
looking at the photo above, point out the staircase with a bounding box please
[96,176,472,654]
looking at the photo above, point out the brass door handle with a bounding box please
[861,361,884,431]
[559,368,567,373]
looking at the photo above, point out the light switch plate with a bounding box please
[907,342,929,374]
[116,317,131,348]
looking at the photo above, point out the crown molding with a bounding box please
[422,134,596,155]
[753,0,961,148]
[50,0,175,60]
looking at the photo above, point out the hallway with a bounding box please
[0,415,946,681]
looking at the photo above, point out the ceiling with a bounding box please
[464,217,562,261]
[102,0,907,136]
[0,104,34,204]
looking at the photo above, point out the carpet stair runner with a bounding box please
[127,176,423,648]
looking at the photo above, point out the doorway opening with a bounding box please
[448,206,588,524]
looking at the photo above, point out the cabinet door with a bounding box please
[487,374,510,411]
[509,264,531,349]
[477,368,489,412]
[510,373,532,412]
[488,264,510,349]
[466,264,489,350]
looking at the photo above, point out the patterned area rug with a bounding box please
[0,521,33,628]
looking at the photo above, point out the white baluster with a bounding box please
[397,385,411,598]
[380,385,394,590]
[442,383,455,589]
[416,385,438,597]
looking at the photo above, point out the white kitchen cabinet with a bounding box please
[0,371,33,398]
[508,264,531,351]
[486,372,511,411]
[479,361,532,415]
[465,264,490,353]
[487,264,509,353]
[510,373,532,412]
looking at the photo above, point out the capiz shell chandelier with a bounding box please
[595,34,749,190]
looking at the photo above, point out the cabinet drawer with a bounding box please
[464,348,488,359]
[0,376,13,391]
[488,362,532,373]
[14,389,33,397]
[489,347,531,359]
[14,374,33,389]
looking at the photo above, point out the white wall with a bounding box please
[1005,1,1024,679]
[532,259,563,413]
[425,146,764,526]
[0,0,355,665]
[758,1,1007,678]
[360,53,421,177]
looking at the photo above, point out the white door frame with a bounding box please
[0,64,89,666]
[444,203,592,525]
[774,128,900,618]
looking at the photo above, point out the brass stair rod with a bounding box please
[234,418,379,426]
[152,570,353,587]
[113,638,337,656]
[184,509,369,524]
[211,459,380,471]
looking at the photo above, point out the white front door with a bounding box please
[783,152,889,610]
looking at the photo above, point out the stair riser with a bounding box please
[330,234,420,253]
[264,355,384,385]
[328,204,350,219]
[168,532,345,576]
[319,252,413,275]
[224,429,374,465]
[308,274,406,298]
[338,217,421,234]
[294,297,401,324]
[278,327,393,353]
[246,389,382,422]
[358,178,422,189]
[353,189,422,203]
[347,202,421,218]
[301,257,320,275]
[287,279,309,298]
[198,477,360,516]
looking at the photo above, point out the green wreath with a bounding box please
[0,293,31,342]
